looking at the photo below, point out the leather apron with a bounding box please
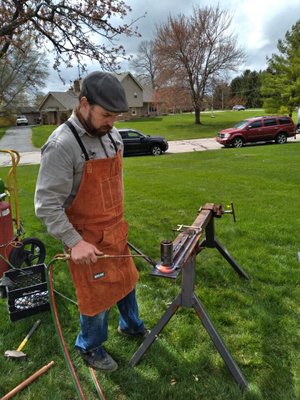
[65,122,139,316]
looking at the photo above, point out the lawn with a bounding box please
[0,142,299,399]
[0,127,7,140]
[31,109,265,147]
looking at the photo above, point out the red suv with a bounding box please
[216,116,296,148]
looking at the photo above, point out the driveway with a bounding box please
[0,126,38,152]
[0,126,40,166]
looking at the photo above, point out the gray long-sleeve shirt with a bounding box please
[34,112,123,248]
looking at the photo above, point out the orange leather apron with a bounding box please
[65,124,139,316]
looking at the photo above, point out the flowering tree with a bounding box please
[0,0,141,79]
[0,38,48,110]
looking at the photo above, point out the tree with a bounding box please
[230,70,263,108]
[0,1,141,79]
[131,41,159,89]
[0,37,48,110]
[33,91,47,108]
[212,81,231,110]
[261,20,300,115]
[154,5,245,124]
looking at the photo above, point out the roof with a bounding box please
[142,86,154,103]
[16,106,40,114]
[39,90,78,110]
[114,72,144,91]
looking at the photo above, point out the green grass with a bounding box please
[0,142,299,399]
[0,127,7,140]
[31,110,265,147]
[115,110,264,139]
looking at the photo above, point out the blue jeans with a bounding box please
[75,289,144,356]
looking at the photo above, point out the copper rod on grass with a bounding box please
[54,253,146,261]
[1,361,55,400]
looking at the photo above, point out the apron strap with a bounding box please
[65,120,119,159]
[108,133,118,154]
[65,120,90,161]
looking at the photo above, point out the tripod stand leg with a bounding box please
[203,216,249,280]
[214,238,249,280]
[129,293,181,367]
[192,294,247,390]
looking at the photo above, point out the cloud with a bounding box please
[44,0,299,92]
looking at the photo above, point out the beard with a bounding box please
[86,110,112,137]
[76,107,112,137]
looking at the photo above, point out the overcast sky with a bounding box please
[45,0,299,92]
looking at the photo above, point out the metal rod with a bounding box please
[127,242,157,267]
[1,361,55,400]
[54,253,146,261]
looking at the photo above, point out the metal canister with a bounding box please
[160,240,173,266]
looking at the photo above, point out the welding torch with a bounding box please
[54,242,157,268]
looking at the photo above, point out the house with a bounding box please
[39,72,162,125]
[39,90,78,125]
[15,107,41,125]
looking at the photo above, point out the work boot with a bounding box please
[117,325,150,338]
[80,349,118,372]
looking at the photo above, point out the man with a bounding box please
[35,72,148,372]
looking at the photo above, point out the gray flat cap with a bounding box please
[80,72,129,113]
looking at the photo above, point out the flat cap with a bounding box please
[80,71,129,113]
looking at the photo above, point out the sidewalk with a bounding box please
[0,128,299,167]
[0,134,223,167]
[0,150,42,167]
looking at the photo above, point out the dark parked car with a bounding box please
[118,129,168,156]
[216,115,296,148]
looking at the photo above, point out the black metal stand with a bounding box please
[129,215,249,391]
[199,217,249,280]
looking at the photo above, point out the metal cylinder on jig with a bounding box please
[160,240,173,266]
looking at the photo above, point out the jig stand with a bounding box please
[130,203,249,391]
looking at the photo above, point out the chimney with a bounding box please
[73,79,81,94]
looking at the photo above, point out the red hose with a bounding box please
[48,260,106,400]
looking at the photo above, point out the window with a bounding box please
[279,117,291,125]
[249,120,262,129]
[264,118,277,126]
[127,131,141,139]
[149,105,157,113]
[119,131,128,139]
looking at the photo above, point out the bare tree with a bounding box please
[0,1,142,79]
[0,37,48,110]
[154,5,245,124]
[131,40,158,89]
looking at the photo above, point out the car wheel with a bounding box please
[231,137,244,148]
[151,145,162,156]
[275,132,287,144]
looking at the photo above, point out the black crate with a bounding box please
[4,264,50,322]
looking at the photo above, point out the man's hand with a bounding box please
[71,240,103,264]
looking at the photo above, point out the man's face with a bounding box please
[80,98,118,137]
